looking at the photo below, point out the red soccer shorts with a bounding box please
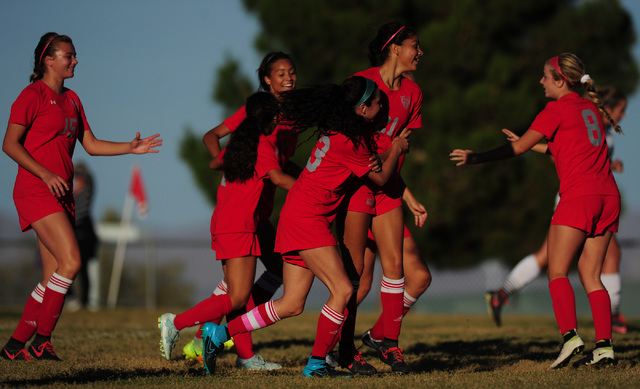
[551,194,620,236]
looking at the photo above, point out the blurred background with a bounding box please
[1,0,639,319]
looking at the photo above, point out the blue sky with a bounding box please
[1,0,640,236]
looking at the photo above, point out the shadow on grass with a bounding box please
[360,337,560,373]
[2,366,204,387]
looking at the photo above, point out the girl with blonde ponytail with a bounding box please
[450,52,620,369]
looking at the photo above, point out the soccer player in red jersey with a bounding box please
[202,76,410,378]
[335,22,431,374]
[1,32,162,362]
[158,92,288,370]
[159,53,299,370]
[450,53,621,368]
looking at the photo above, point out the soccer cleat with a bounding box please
[360,329,383,351]
[301,356,353,378]
[338,349,377,375]
[183,338,203,364]
[28,341,62,361]
[236,353,282,370]
[202,322,230,375]
[158,313,180,360]
[325,351,339,368]
[378,345,411,373]
[223,337,235,351]
[549,330,584,369]
[573,339,616,367]
[612,314,628,335]
[1,347,32,361]
[485,290,508,327]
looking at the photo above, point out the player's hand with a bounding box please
[406,197,427,228]
[393,128,411,153]
[611,158,623,173]
[41,171,69,197]
[131,132,163,154]
[502,128,520,142]
[449,149,474,166]
[369,154,382,173]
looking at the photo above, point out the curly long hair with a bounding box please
[279,76,379,154]
[223,92,279,183]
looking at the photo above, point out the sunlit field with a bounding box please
[1,308,638,388]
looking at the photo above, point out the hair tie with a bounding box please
[580,74,591,84]
[353,78,377,108]
[39,35,59,64]
[381,26,405,52]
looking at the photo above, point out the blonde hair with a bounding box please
[549,53,622,134]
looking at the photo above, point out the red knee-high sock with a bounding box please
[588,289,612,342]
[311,305,344,358]
[370,290,416,341]
[380,276,404,341]
[174,294,232,331]
[195,280,229,339]
[37,273,72,337]
[549,277,577,334]
[228,300,281,336]
[12,283,45,343]
[229,294,257,359]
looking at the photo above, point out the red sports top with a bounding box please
[354,67,422,171]
[210,134,275,235]
[275,132,374,253]
[9,80,90,198]
[223,106,297,221]
[529,92,619,200]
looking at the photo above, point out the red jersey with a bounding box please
[210,134,275,235]
[9,80,90,197]
[275,133,373,254]
[223,106,298,221]
[354,67,422,171]
[530,92,619,200]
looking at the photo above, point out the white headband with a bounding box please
[580,74,591,84]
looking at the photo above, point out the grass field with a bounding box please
[1,307,639,388]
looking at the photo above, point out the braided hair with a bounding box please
[550,53,622,134]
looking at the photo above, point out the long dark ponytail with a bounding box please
[279,76,379,153]
[223,92,279,183]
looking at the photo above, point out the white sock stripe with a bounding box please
[213,280,228,296]
[31,284,45,303]
[265,301,280,322]
[47,273,72,294]
[321,305,345,325]
[381,277,405,294]
[246,309,262,330]
[403,292,417,308]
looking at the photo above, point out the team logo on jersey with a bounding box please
[50,100,57,105]
[401,96,410,110]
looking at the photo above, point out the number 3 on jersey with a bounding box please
[582,109,601,147]
[306,135,330,172]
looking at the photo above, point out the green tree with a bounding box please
[179,0,638,267]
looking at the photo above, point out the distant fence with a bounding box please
[2,236,639,318]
